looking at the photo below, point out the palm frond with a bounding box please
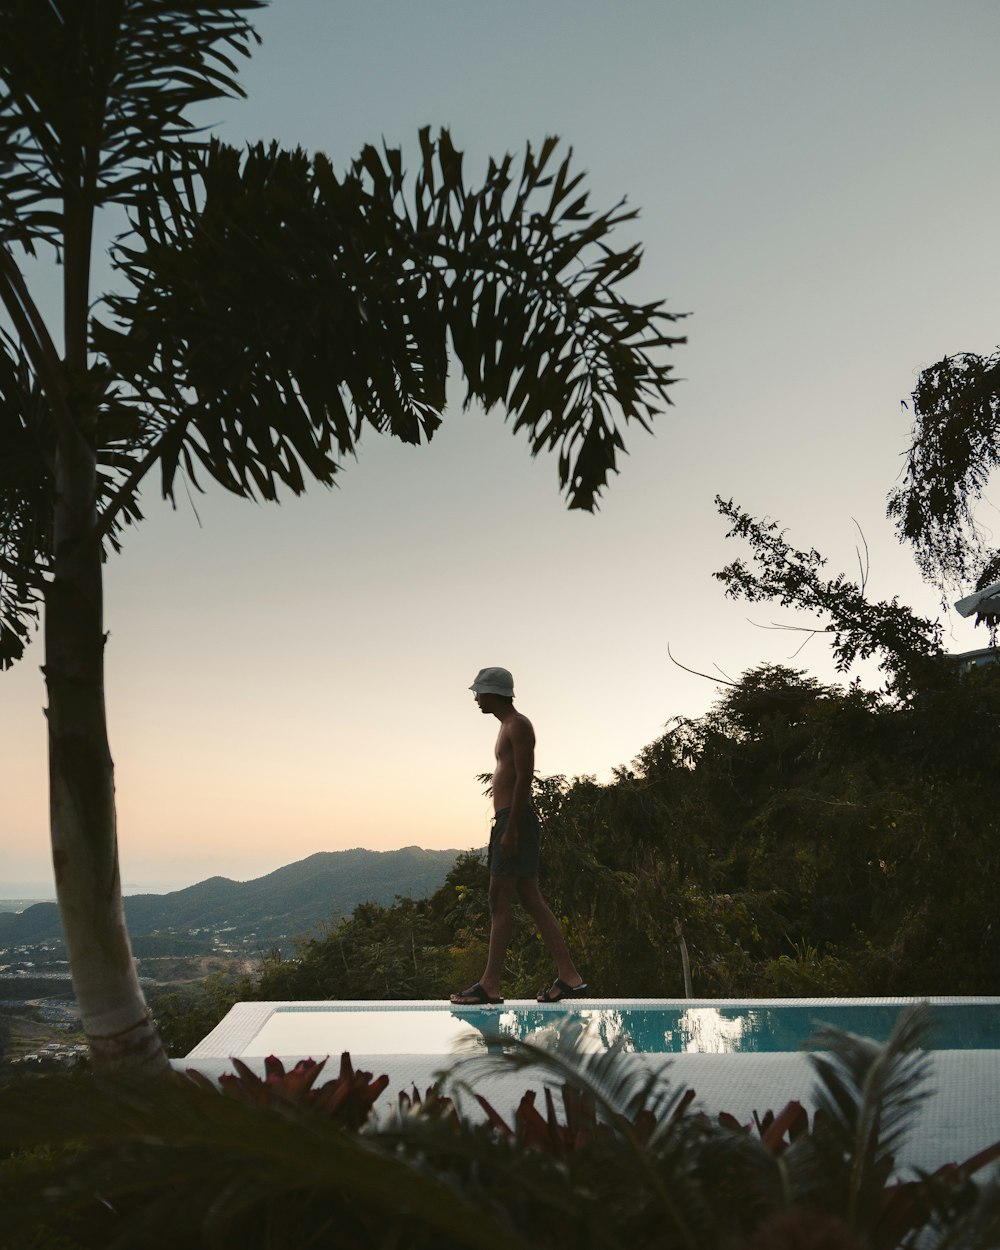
[441,1028,711,1250]
[0,326,50,667]
[805,1003,934,1235]
[446,1021,687,1134]
[93,130,683,521]
[0,0,262,250]
[0,314,150,670]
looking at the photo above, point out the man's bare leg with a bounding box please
[517,878,583,989]
[475,875,518,998]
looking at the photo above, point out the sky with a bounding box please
[3,0,1000,895]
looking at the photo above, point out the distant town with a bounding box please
[0,846,461,1065]
[0,903,275,1066]
[0,916,256,1068]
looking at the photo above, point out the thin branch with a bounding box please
[666,643,739,688]
[787,631,817,661]
[746,618,828,634]
[745,617,831,660]
[180,472,203,528]
[852,518,870,594]
[796,795,863,809]
[94,370,199,541]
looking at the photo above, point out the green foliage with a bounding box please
[259,899,451,1002]
[758,941,857,997]
[1,1010,999,1249]
[715,497,944,696]
[149,970,252,1059]
[888,347,1000,594]
[255,854,490,1003]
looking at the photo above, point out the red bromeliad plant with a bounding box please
[186,1052,465,1134]
[187,1052,390,1129]
[476,1080,696,1155]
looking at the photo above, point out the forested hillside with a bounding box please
[1,847,460,952]
[154,659,1000,1055]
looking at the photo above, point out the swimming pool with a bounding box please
[187,997,1000,1060]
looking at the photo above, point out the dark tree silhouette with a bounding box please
[888,347,1000,599]
[714,497,943,697]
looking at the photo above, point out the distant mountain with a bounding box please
[0,846,464,952]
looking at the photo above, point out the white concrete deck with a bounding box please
[179,997,1000,1177]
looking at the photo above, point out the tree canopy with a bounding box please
[714,497,944,697]
[888,346,1000,599]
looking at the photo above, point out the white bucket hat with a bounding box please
[469,667,515,698]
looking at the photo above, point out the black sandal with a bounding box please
[537,978,588,1003]
[450,981,504,1005]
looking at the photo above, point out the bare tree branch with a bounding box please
[666,643,740,688]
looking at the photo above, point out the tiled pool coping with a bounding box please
[179,997,1000,1177]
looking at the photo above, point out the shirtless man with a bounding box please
[450,667,587,1006]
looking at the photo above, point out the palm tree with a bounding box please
[0,2,683,1074]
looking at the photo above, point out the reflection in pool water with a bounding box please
[472,1004,1000,1053]
[480,1005,995,1055]
[243,1002,1000,1058]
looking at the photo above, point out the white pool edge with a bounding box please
[184,995,1000,1060]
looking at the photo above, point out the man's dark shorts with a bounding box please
[488,807,541,878]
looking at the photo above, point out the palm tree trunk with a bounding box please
[45,417,168,1075]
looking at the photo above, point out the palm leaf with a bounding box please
[0,0,262,251]
[441,1028,712,1250]
[0,322,151,668]
[804,1002,933,1236]
[446,1020,689,1135]
[0,326,49,667]
[93,130,684,522]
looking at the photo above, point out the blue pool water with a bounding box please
[241,999,1000,1058]
[486,1003,1000,1053]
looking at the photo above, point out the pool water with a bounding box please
[238,999,1000,1058]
